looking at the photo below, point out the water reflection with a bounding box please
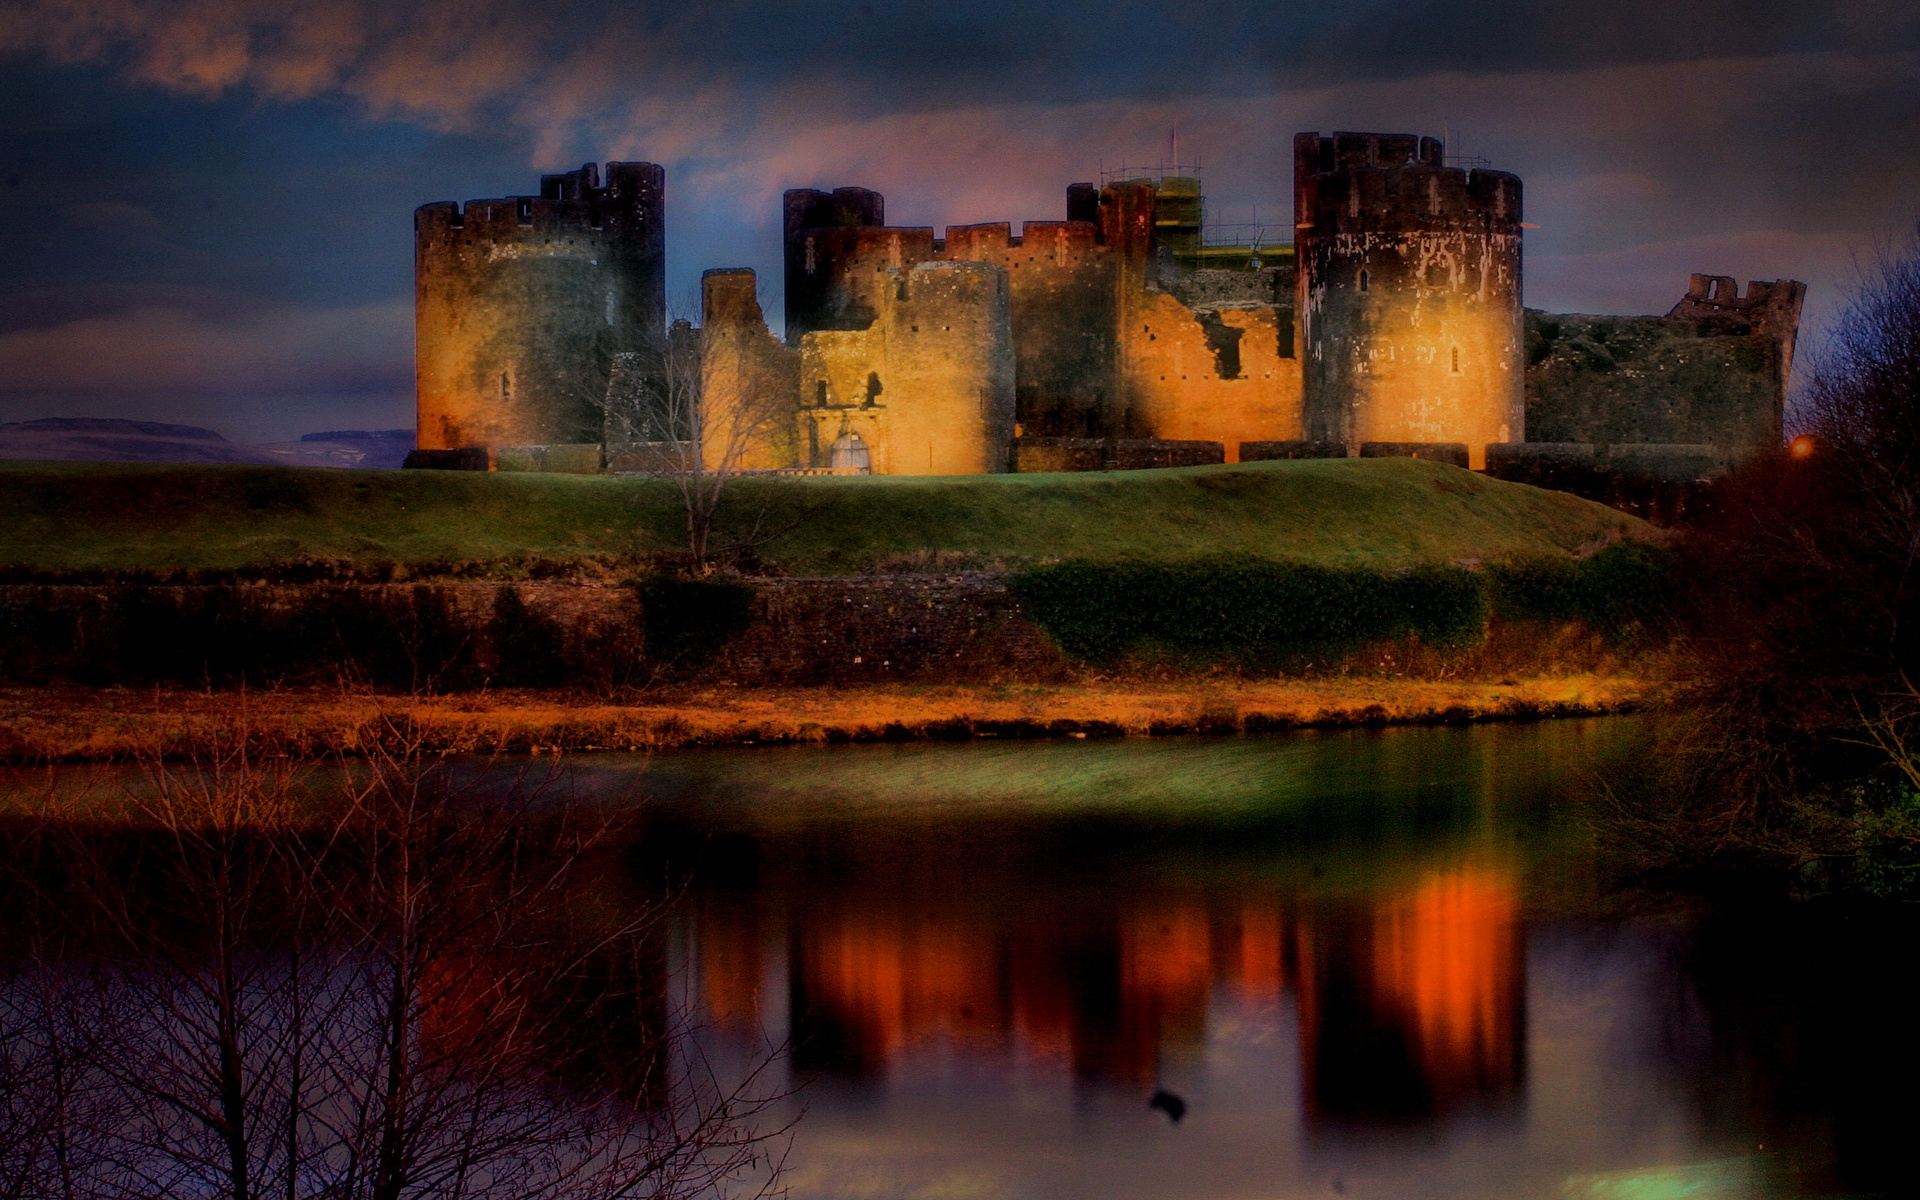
[701,857,1526,1127]
[1300,861,1525,1125]
[10,719,1920,1199]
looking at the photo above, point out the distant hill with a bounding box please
[254,429,415,470]
[0,418,415,469]
[0,417,278,465]
[0,456,1651,575]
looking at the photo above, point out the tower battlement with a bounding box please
[1293,132,1521,237]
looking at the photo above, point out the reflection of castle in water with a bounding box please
[695,861,1523,1125]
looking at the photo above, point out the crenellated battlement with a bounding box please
[415,161,663,253]
[1293,132,1521,238]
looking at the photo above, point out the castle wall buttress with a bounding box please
[700,268,801,470]
[1100,181,1160,438]
[1296,133,1523,469]
[415,161,664,454]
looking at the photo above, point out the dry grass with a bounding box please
[0,676,1656,763]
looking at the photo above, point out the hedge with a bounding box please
[1009,556,1487,667]
[1011,543,1677,666]
[1485,540,1678,639]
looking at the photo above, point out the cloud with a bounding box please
[5,0,1915,163]
[0,301,408,392]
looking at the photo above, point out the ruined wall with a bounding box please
[797,262,1017,475]
[700,268,801,470]
[711,574,1064,683]
[1123,292,1303,455]
[1667,274,1805,381]
[1296,132,1524,469]
[1524,291,1794,456]
[415,162,664,452]
[779,177,1310,457]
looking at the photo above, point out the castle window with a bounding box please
[501,372,511,398]
[814,380,829,407]
[863,373,883,407]
[1359,269,1370,292]
[1451,345,1462,374]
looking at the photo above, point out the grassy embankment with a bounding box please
[0,455,1646,575]
[0,457,1661,759]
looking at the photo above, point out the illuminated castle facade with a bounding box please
[412,132,1804,478]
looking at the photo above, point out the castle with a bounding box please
[412,132,1805,484]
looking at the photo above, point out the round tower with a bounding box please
[414,161,664,454]
[1294,132,1523,468]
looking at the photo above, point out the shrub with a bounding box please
[1009,555,1487,668]
[1488,540,1678,640]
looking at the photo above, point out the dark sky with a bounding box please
[2,0,1916,440]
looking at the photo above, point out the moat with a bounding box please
[9,718,1915,1199]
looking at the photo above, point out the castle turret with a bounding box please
[414,161,664,454]
[1295,133,1524,467]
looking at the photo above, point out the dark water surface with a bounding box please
[520,716,1917,1200]
[14,717,1920,1199]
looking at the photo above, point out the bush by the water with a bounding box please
[1487,540,1679,640]
[1010,549,1671,669]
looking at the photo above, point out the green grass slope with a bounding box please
[0,456,1651,575]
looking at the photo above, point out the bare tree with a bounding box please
[0,737,788,1199]
[602,298,800,570]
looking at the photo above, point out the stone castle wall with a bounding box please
[700,268,801,471]
[0,578,1068,686]
[415,140,1803,488]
